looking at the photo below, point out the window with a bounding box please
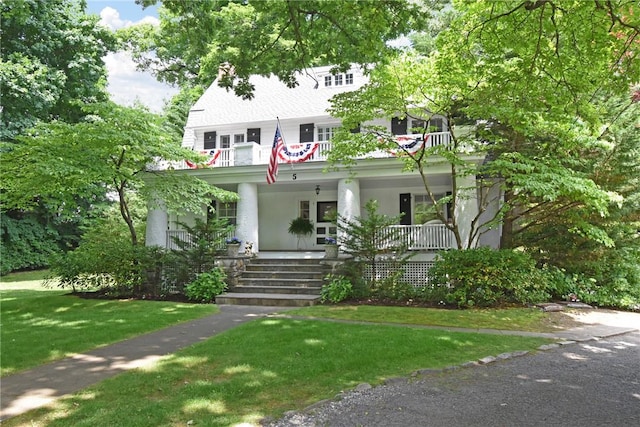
[411,119,426,134]
[234,134,245,144]
[299,201,310,220]
[324,75,332,87]
[345,73,353,84]
[300,123,315,142]
[218,201,237,226]
[391,117,407,135]
[247,128,261,144]
[428,117,445,132]
[334,74,343,86]
[414,194,450,223]
[317,125,339,142]
[204,131,217,150]
[220,135,231,149]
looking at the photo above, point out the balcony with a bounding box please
[170,132,452,170]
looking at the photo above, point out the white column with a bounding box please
[454,174,480,249]
[236,182,259,253]
[145,205,168,248]
[337,178,361,241]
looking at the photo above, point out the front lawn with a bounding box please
[286,304,572,332]
[4,317,552,427]
[1,283,218,376]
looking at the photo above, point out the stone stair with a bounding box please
[215,257,326,307]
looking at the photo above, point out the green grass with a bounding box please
[287,305,555,332]
[0,269,51,282]
[1,283,218,376]
[4,318,552,427]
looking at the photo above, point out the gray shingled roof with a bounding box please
[185,66,367,128]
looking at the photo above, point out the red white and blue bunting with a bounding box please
[390,134,430,156]
[278,143,319,163]
[185,150,221,169]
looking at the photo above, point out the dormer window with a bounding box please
[321,72,355,88]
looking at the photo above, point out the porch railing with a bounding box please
[166,229,235,251]
[377,224,456,251]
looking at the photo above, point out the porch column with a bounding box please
[337,178,361,242]
[145,203,168,248]
[454,174,480,249]
[236,182,259,253]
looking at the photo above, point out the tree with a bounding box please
[328,54,494,250]
[0,102,237,246]
[0,0,115,140]
[431,0,640,248]
[1,0,117,273]
[125,0,430,97]
[330,1,639,253]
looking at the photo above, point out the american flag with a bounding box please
[266,125,284,184]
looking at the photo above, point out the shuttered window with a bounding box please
[204,131,217,149]
[391,117,407,135]
[247,128,261,144]
[300,123,314,143]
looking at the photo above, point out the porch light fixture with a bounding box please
[315,185,320,195]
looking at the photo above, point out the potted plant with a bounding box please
[226,237,242,257]
[288,217,314,249]
[324,236,338,258]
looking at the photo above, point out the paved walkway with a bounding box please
[1,306,638,421]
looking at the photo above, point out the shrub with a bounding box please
[185,268,228,303]
[321,274,353,303]
[370,271,416,301]
[429,248,552,308]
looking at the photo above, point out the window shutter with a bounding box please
[300,123,314,142]
[391,117,407,135]
[204,131,217,149]
[247,128,261,144]
[399,193,412,225]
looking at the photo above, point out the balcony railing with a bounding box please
[258,132,451,164]
[165,132,452,170]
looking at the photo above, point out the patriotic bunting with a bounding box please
[185,150,221,169]
[390,134,429,156]
[278,143,319,163]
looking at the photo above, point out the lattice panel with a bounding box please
[364,261,435,288]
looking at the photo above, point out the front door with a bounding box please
[315,201,337,246]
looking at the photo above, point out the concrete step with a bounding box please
[231,285,321,295]
[216,292,320,307]
[241,270,324,280]
[245,264,326,273]
[238,277,323,287]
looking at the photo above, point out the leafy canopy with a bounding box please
[128,0,430,97]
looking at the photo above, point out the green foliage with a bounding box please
[0,215,61,275]
[185,268,227,303]
[429,248,552,308]
[336,199,412,289]
[127,0,428,97]
[0,0,115,140]
[47,208,165,297]
[320,274,353,304]
[288,217,314,236]
[370,271,416,301]
[1,102,236,246]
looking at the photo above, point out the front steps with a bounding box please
[216,257,326,307]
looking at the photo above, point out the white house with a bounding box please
[145,65,497,273]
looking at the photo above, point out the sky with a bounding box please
[85,0,179,112]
